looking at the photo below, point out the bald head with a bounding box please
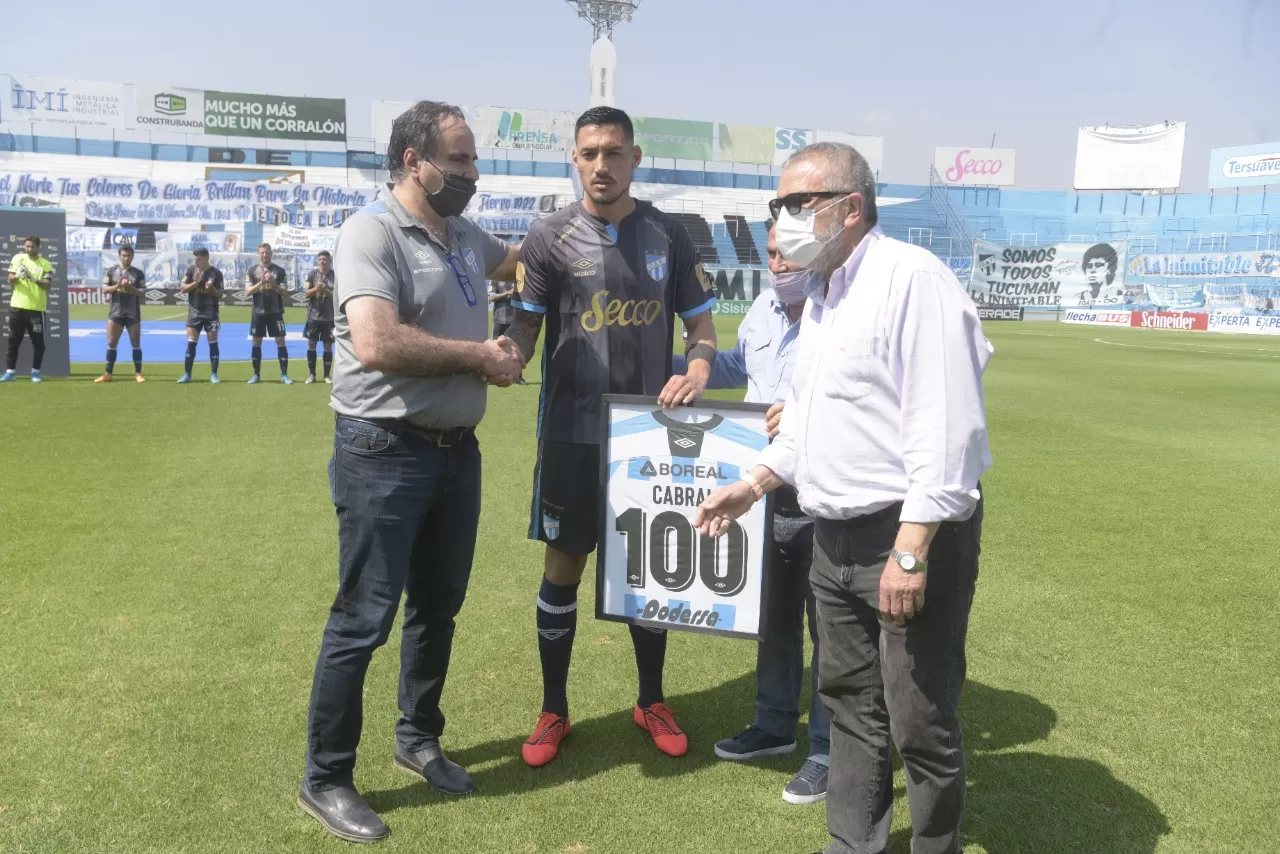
[782,142,878,228]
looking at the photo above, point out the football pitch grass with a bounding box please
[1,318,1276,853]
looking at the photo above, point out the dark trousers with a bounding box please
[305,417,482,791]
[5,308,45,370]
[811,498,982,854]
[754,503,830,756]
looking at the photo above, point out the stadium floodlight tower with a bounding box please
[565,0,640,106]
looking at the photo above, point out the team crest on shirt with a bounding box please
[646,253,668,281]
[542,512,561,541]
[463,247,480,275]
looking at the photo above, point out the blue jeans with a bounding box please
[304,417,482,791]
[753,507,831,757]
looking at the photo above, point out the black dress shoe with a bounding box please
[394,741,476,795]
[297,784,389,843]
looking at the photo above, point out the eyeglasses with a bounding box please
[768,191,855,220]
[445,253,479,308]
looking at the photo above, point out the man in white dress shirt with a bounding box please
[695,141,992,854]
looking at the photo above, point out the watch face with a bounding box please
[898,553,918,571]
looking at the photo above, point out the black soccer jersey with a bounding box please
[249,263,288,317]
[514,200,716,444]
[184,265,224,322]
[305,269,335,323]
[104,264,145,321]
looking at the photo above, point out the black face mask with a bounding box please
[419,160,476,219]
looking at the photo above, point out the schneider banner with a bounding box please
[203,91,346,141]
[969,241,1130,308]
[597,397,772,640]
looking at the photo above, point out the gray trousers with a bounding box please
[810,498,982,854]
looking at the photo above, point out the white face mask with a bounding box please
[769,268,823,305]
[774,197,846,269]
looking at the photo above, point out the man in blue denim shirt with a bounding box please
[673,226,830,805]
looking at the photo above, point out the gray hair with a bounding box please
[783,142,878,228]
[387,100,466,182]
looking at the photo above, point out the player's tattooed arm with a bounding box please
[505,308,544,366]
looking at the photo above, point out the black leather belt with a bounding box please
[346,417,475,448]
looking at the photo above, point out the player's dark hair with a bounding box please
[575,107,634,145]
[1083,243,1118,279]
[258,242,272,251]
[25,236,40,247]
[118,243,133,253]
[317,250,332,260]
[193,248,210,258]
[388,100,467,182]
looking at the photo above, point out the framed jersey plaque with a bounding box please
[596,395,773,640]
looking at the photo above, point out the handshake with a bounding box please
[479,336,525,388]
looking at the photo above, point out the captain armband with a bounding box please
[685,342,717,367]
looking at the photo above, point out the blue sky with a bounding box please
[9,0,1277,190]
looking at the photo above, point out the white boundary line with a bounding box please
[1091,337,1280,359]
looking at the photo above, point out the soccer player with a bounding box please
[2,236,54,383]
[246,242,292,384]
[177,248,224,384]
[504,106,718,766]
[303,250,335,384]
[94,244,147,383]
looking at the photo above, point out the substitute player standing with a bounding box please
[1,236,54,383]
[94,244,147,383]
[303,250,335,384]
[504,107,718,766]
[246,242,293,385]
[177,248,224,384]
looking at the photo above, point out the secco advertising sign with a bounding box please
[133,86,205,131]
[935,147,1016,186]
[1208,143,1280,189]
[3,75,125,129]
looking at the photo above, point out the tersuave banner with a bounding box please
[597,397,772,640]
[1207,143,1280,190]
[934,147,1017,186]
[968,241,1130,308]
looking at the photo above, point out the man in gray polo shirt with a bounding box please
[299,100,522,844]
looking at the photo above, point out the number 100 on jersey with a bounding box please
[596,396,773,640]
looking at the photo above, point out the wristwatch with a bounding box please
[891,549,927,573]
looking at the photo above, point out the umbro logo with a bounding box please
[673,437,696,449]
[571,257,598,278]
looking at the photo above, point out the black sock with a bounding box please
[209,343,220,374]
[630,624,668,708]
[132,348,142,374]
[323,348,333,379]
[104,348,117,375]
[251,345,261,376]
[184,341,196,375]
[537,578,579,717]
[307,348,317,376]
[277,344,288,376]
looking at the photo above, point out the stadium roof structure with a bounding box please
[566,0,640,40]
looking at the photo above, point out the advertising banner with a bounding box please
[132,86,206,132]
[597,397,772,640]
[1074,123,1186,190]
[371,100,416,146]
[1208,313,1280,335]
[203,91,346,141]
[773,128,885,175]
[633,117,715,160]
[468,106,576,152]
[711,300,753,317]
[66,227,108,251]
[977,306,1024,321]
[1063,309,1134,327]
[1130,311,1208,331]
[155,232,242,253]
[1126,251,1280,279]
[934,147,1017,186]
[1207,143,1280,189]
[3,75,126,129]
[969,241,1129,308]
[717,124,775,165]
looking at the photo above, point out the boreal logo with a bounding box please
[646,253,668,281]
[580,290,663,332]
